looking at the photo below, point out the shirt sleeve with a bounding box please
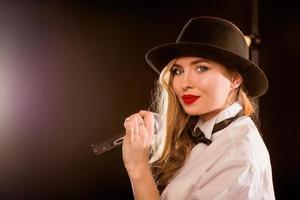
[189,159,270,200]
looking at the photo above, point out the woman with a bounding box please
[122,16,275,199]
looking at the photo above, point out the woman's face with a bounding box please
[171,56,239,121]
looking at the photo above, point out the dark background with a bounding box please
[0,0,299,199]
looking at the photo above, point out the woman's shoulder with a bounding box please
[219,116,271,168]
[226,115,261,142]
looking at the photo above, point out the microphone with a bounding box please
[91,113,163,155]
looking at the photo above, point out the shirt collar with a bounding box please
[194,102,243,140]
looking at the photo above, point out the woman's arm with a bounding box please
[128,164,160,200]
[122,110,160,200]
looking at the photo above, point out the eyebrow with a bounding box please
[172,58,211,68]
[190,58,211,65]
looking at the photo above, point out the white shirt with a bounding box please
[161,102,275,200]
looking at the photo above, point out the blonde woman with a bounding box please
[122,17,275,200]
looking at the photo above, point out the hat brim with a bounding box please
[145,42,268,97]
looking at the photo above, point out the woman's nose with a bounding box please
[182,72,194,91]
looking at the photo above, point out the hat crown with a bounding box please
[176,17,249,59]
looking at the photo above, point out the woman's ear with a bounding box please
[231,72,243,89]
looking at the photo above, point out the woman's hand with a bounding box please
[122,110,155,180]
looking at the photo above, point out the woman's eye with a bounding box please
[171,68,183,75]
[196,66,208,72]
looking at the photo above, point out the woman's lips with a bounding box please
[182,94,200,104]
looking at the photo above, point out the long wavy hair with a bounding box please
[149,58,259,193]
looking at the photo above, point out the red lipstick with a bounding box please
[182,94,200,105]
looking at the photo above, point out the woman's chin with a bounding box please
[182,106,202,116]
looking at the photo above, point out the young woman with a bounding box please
[122,16,275,200]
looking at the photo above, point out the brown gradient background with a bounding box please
[0,1,299,199]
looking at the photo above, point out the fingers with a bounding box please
[124,113,145,139]
[123,111,154,143]
[124,118,134,143]
[139,110,155,135]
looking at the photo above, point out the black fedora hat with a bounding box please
[145,16,268,97]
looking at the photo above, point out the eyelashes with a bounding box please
[196,66,208,72]
[171,67,183,75]
[171,65,209,75]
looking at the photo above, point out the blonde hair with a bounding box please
[149,58,259,193]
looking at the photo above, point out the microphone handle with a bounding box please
[91,133,125,155]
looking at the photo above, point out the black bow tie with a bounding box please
[188,111,243,145]
[191,127,212,145]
